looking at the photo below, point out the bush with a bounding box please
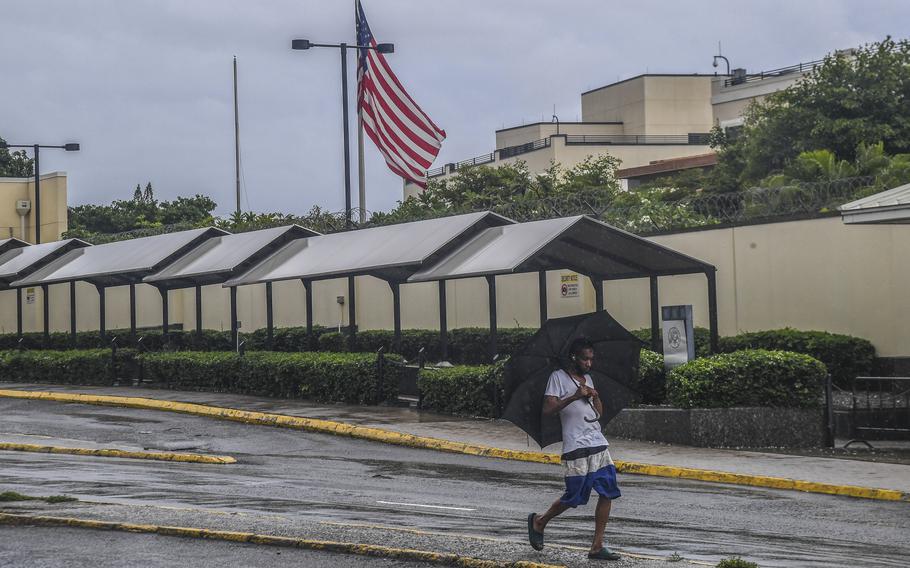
[138,350,402,403]
[718,328,874,387]
[0,349,115,385]
[666,349,826,409]
[418,362,506,418]
[635,349,667,404]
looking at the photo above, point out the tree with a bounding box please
[715,37,910,187]
[0,136,34,177]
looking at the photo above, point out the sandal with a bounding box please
[588,547,621,560]
[527,513,544,550]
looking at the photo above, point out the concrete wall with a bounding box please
[494,122,624,149]
[581,76,714,135]
[0,173,68,243]
[3,216,905,358]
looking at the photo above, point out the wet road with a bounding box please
[1,398,909,567]
[0,525,418,568]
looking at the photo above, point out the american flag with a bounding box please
[356,1,445,189]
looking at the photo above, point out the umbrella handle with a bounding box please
[584,403,601,423]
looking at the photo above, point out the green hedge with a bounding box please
[666,349,827,409]
[418,363,506,417]
[0,349,117,385]
[0,348,401,404]
[138,351,402,403]
[717,328,874,387]
[634,349,667,404]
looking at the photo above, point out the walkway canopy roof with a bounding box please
[408,215,715,283]
[0,238,29,256]
[12,227,227,288]
[0,239,91,290]
[223,212,512,287]
[144,225,318,289]
[839,182,910,224]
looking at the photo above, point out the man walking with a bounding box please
[527,337,621,561]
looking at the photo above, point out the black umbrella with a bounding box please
[503,310,643,449]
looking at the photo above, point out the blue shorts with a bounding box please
[560,445,621,507]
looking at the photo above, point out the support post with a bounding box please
[195,285,202,336]
[16,288,22,338]
[589,275,604,313]
[97,285,106,340]
[230,286,238,349]
[649,276,660,352]
[265,281,274,349]
[389,281,402,353]
[347,275,356,340]
[538,270,547,326]
[159,287,169,337]
[41,284,49,342]
[302,279,313,348]
[70,281,77,342]
[486,275,497,361]
[129,283,137,337]
[438,280,448,361]
[706,270,719,354]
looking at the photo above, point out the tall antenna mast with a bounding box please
[233,55,241,216]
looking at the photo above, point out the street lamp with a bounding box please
[291,38,393,228]
[0,142,80,244]
[713,55,731,75]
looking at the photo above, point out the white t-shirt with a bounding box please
[544,369,609,454]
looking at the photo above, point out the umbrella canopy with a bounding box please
[503,310,643,449]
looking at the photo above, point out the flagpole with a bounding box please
[233,55,241,216]
[356,0,367,224]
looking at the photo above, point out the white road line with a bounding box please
[376,500,476,512]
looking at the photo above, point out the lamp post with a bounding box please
[0,142,80,244]
[713,55,731,75]
[291,39,393,229]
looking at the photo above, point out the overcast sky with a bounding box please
[2,1,907,217]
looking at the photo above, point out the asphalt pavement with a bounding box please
[0,525,420,568]
[2,398,909,567]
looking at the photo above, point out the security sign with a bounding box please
[560,273,579,298]
[25,288,36,305]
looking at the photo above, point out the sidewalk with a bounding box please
[3,382,910,497]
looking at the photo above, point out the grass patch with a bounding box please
[0,491,77,503]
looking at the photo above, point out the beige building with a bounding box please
[404,57,824,199]
[0,173,68,243]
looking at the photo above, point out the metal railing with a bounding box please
[427,166,446,178]
[498,137,551,159]
[848,377,910,442]
[565,133,711,145]
[455,152,495,170]
[723,59,825,87]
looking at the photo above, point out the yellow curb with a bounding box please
[0,442,236,464]
[0,513,561,568]
[3,388,908,503]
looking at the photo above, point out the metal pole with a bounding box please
[97,285,106,340]
[16,288,22,338]
[230,286,238,349]
[590,276,604,313]
[706,270,719,354]
[438,280,448,361]
[195,285,203,335]
[129,283,137,337]
[70,281,77,342]
[160,288,169,336]
[302,279,313,347]
[649,276,660,351]
[486,275,497,361]
[233,56,241,216]
[265,281,274,349]
[33,145,40,244]
[358,111,366,223]
[41,284,49,341]
[347,275,356,340]
[390,281,402,353]
[538,270,547,326]
[340,44,353,228]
